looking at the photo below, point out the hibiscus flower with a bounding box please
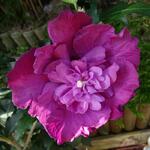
[7,10,140,144]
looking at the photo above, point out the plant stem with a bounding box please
[0,4,7,14]
[23,120,37,150]
[29,0,39,18]
[0,136,22,150]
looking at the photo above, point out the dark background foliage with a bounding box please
[0,0,150,149]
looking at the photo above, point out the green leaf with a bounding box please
[5,110,23,134]
[0,89,11,97]
[87,1,100,23]
[102,2,150,22]
[14,113,35,140]
[62,0,77,9]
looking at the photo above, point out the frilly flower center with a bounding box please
[53,62,117,114]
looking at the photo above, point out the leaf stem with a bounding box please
[23,120,37,150]
[0,136,22,150]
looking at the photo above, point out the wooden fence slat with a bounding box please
[0,33,16,50]
[88,129,150,150]
[23,30,39,47]
[10,32,29,47]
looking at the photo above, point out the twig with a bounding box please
[38,0,43,9]
[29,0,39,18]
[0,136,22,150]
[0,4,7,14]
[23,120,37,150]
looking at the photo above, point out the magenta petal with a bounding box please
[110,106,123,120]
[82,105,111,128]
[7,49,47,109]
[104,63,119,83]
[48,62,73,83]
[33,44,54,74]
[53,44,70,60]
[34,44,69,75]
[119,28,131,38]
[7,48,35,81]
[59,89,74,105]
[105,28,140,68]
[8,74,47,109]
[45,110,84,144]
[34,84,110,144]
[29,82,58,119]
[67,101,89,114]
[109,60,139,120]
[55,84,71,98]
[40,104,110,144]
[74,24,115,56]
[82,46,106,65]
[90,100,101,111]
[89,66,102,76]
[48,10,92,51]
[71,60,87,72]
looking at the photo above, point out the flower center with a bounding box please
[76,80,84,88]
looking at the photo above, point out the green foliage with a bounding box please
[62,0,78,9]
[102,2,150,22]
[0,0,30,33]
[87,0,100,23]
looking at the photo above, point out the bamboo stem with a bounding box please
[98,122,110,135]
[0,136,22,150]
[38,0,43,9]
[123,107,136,131]
[0,4,7,14]
[110,119,122,134]
[136,104,150,129]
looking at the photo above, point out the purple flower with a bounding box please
[7,10,140,144]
